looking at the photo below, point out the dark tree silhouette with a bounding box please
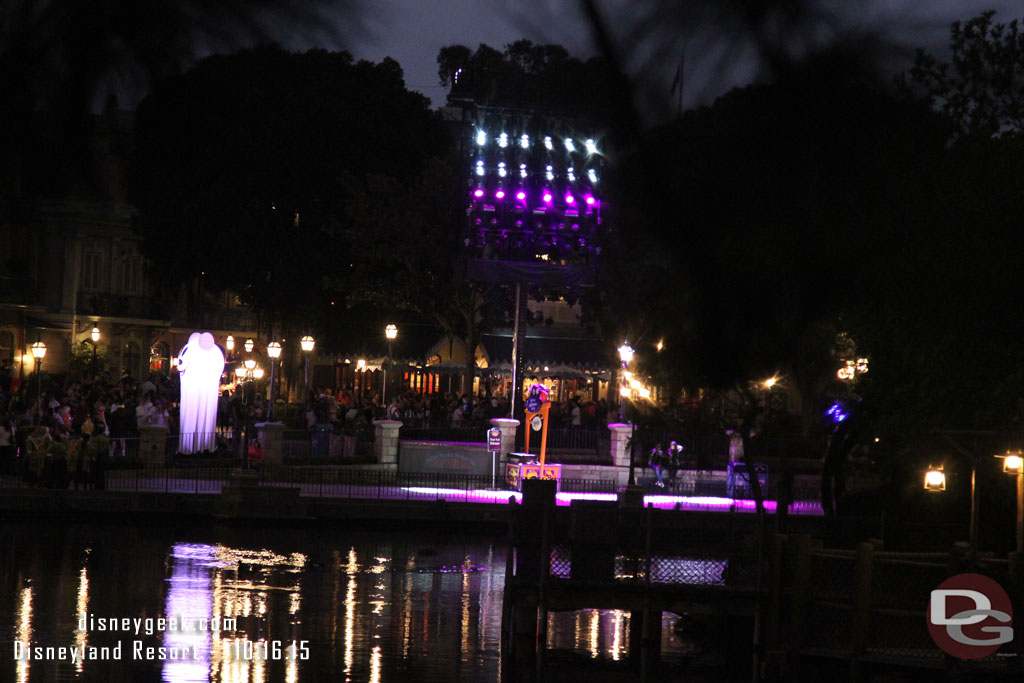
[0,0,365,200]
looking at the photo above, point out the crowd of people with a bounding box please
[0,353,622,483]
[0,362,178,486]
[304,386,612,433]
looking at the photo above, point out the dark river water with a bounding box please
[0,520,694,682]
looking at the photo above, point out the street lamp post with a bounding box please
[300,335,315,415]
[618,342,635,486]
[31,340,46,406]
[89,326,101,374]
[236,359,258,469]
[1002,452,1024,554]
[384,324,398,404]
[266,341,282,421]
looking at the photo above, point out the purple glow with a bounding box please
[564,194,575,205]
[176,333,225,454]
[585,195,596,206]
[473,189,484,198]
[495,189,505,200]
[402,487,522,503]
[515,191,526,201]
[543,192,553,203]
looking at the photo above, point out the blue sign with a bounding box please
[525,396,542,413]
[487,428,502,452]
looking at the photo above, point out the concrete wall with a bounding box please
[398,440,498,477]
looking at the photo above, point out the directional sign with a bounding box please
[487,427,502,452]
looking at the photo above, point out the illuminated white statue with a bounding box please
[176,332,225,453]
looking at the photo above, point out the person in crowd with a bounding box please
[667,441,683,489]
[136,391,155,427]
[247,439,264,472]
[648,445,666,488]
[0,414,14,475]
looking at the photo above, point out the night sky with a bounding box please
[328,0,1024,110]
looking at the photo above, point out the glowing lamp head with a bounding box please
[252,368,264,380]
[619,385,630,398]
[585,194,596,206]
[564,194,575,205]
[243,338,254,353]
[31,340,46,360]
[357,359,366,370]
[924,467,946,492]
[235,367,246,379]
[385,324,398,340]
[764,377,777,389]
[618,342,634,364]
[542,191,553,204]
[1004,453,1023,474]
[226,335,235,351]
[473,188,484,199]
[300,335,315,352]
[267,341,282,359]
[476,130,487,146]
[515,191,526,202]
[495,189,505,200]
[90,326,101,343]
[243,359,256,371]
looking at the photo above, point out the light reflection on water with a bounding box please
[0,522,709,681]
[1,523,514,682]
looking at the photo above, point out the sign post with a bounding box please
[487,427,501,488]
[523,384,552,464]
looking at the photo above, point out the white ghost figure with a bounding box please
[176,332,225,454]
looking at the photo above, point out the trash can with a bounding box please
[312,424,332,458]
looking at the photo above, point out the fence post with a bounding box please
[789,534,812,679]
[851,541,874,676]
[765,534,787,679]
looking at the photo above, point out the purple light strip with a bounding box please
[398,487,821,515]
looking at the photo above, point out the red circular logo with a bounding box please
[927,573,1013,659]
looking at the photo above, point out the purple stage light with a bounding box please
[495,189,506,200]
[542,191,553,203]
[515,190,526,201]
[473,189,484,198]
[564,194,575,205]
[585,194,596,206]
